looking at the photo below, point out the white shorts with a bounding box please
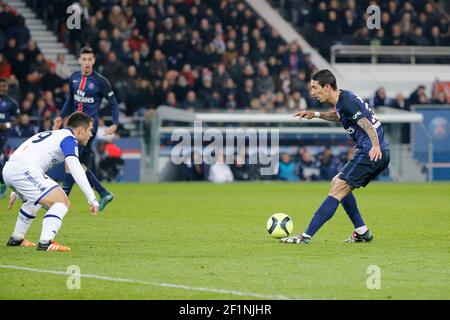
[2,161,60,205]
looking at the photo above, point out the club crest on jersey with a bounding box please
[88,82,95,90]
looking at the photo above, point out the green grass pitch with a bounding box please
[0,182,449,300]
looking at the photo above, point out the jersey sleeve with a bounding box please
[60,135,79,158]
[11,98,20,117]
[341,96,366,123]
[99,77,120,125]
[65,155,97,205]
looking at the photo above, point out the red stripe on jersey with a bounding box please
[77,76,87,112]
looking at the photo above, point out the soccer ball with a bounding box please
[267,213,293,239]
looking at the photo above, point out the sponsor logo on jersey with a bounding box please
[24,171,45,191]
[74,94,95,104]
[346,127,355,134]
[353,111,362,120]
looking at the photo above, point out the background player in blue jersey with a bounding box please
[282,69,390,244]
[0,78,21,198]
[53,47,119,211]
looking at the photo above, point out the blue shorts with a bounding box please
[338,150,390,188]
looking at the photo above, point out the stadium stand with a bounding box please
[0,0,448,182]
[271,0,450,60]
[18,0,332,116]
[3,0,448,116]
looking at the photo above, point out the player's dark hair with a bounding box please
[79,46,94,57]
[66,112,93,129]
[312,69,337,90]
[0,77,8,84]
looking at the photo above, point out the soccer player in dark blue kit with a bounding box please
[53,47,119,211]
[282,69,390,244]
[0,78,21,198]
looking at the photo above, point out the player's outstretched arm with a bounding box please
[65,156,99,215]
[294,111,340,123]
[356,117,382,162]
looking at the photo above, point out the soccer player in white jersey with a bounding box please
[3,112,99,252]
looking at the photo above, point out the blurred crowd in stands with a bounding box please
[177,145,389,183]
[1,0,447,182]
[274,0,450,60]
[0,0,448,138]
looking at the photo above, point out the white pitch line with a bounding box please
[0,264,296,300]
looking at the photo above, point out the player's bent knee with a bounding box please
[39,187,70,209]
[54,196,70,209]
[331,174,340,184]
[329,178,352,200]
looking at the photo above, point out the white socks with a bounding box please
[11,202,42,240]
[355,225,368,235]
[39,203,68,243]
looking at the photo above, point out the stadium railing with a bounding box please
[144,106,424,182]
[331,45,450,64]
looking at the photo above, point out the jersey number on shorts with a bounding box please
[32,131,52,144]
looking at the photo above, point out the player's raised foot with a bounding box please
[37,240,71,252]
[99,192,114,211]
[0,183,7,198]
[280,234,312,244]
[6,237,36,247]
[345,229,373,243]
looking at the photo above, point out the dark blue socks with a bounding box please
[85,169,107,196]
[304,193,366,238]
[305,196,340,237]
[62,170,107,196]
[341,193,365,229]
